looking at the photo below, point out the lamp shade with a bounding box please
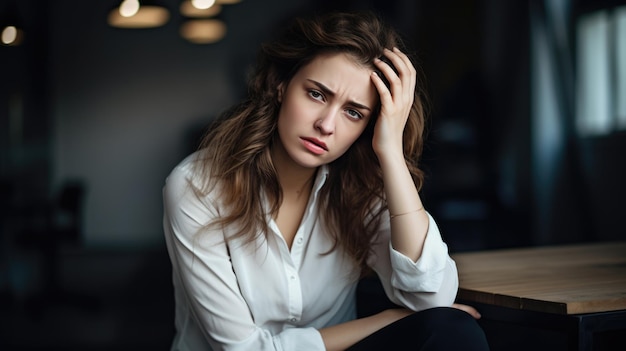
[180,19,226,44]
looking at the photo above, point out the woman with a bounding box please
[163,11,489,351]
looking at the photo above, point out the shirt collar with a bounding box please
[312,165,330,195]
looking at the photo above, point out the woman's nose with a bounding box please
[314,110,337,135]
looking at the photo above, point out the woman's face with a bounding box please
[275,52,377,170]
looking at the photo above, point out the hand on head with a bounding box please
[370,47,418,158]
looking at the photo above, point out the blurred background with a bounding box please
[1,0,624,349]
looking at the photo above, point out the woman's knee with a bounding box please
[416,307,489,350]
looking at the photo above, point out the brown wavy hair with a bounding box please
[195,11,429,274]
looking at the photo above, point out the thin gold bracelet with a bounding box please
[389,207,424,219]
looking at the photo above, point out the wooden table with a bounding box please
[452,241,626,351]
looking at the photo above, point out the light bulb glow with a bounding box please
[192,0,216,10]
[180,1,221,17]
[2,26,17,45]
[119,0,140,17]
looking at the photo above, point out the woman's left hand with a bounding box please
[370,47,417,158]
[452,303,482,319]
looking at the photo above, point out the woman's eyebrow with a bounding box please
[307,79,372,111]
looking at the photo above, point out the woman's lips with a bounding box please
[301,137,328,155]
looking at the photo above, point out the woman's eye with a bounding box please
[308,90,324,101]
[346,109,363,120]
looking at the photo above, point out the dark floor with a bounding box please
[0,247,175,350]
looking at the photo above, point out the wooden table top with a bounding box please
[451,241,626,315]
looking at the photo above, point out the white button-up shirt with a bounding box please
[163,152,459,351]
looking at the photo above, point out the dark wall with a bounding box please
[1,0,52,206]
[1,0,623,253]
[413,0,533,251]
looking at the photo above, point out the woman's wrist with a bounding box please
[376,151,407,178]
[378,308,414,326]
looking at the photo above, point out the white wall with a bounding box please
[50,0,308,248]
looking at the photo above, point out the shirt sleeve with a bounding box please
[366,211,459,311]
[162,160,325,351]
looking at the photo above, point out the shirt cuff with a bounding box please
[389,213,449,292]
[275,327,325,351]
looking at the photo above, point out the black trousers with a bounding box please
[347,306,490,351]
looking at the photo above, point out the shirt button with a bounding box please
[290,275,296,280]
[297,237,303,244]
[290,318,297,322]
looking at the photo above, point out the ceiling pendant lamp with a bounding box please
[0,1,24,46]
[180,0,222,18]
[1,25,24,46]
[108,0,170,29]
[179,0,239,44]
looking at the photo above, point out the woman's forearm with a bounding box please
[378,152,429,262]
[319,309,413,351]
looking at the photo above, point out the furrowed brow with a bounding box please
[307,79,372,111]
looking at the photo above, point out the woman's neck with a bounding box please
[271,143,317,197]
[270,142,317,246]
